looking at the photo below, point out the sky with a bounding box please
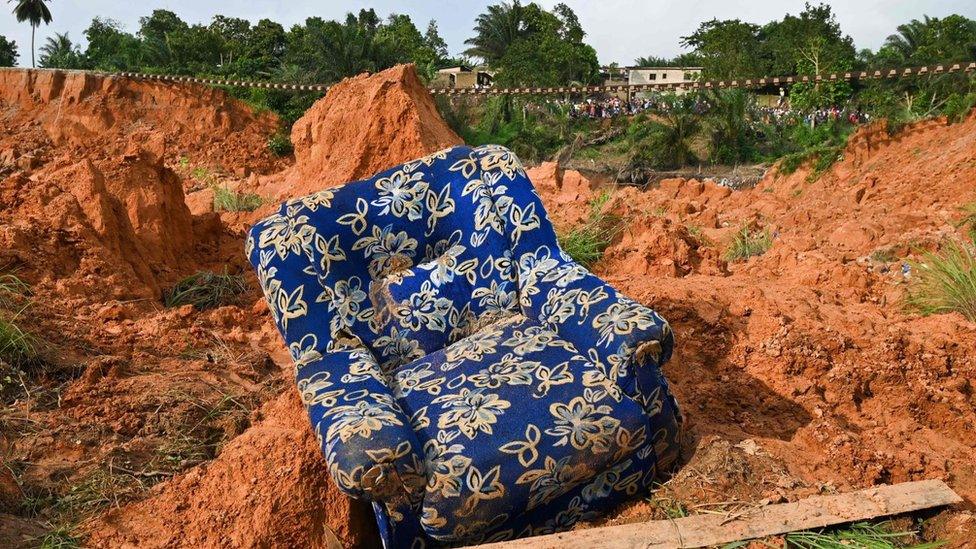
[2,0,975,68]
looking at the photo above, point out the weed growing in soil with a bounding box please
[213,185,263,212]
[782,521,942,549]
[558,189,622,268]
[905,240,976,321]
[267,132,294,157]
[956,202,976,243]
[35,527,81,549]
[163,271,249,310]
[725,227,773,262]
[0,272,30,305]
[0,311,38,368]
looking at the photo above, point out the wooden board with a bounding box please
[471,480,961,549]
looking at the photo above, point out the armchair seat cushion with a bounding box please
[389,315,658,541]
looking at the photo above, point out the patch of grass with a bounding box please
[685,224,713,247]
[557,189,623,268]
[725,226,773,262]
[784,521,943,549]
[871,248,899,263]
[267,132,293,157]
[955,202,976,243]
[905,240,976,322]
[213,185,263,212]
[778,143,845,180]
[0,272,30,305]
[52,467,144,520]
[190,166,216,184]
[0,310,38,368]
[35,526,82,549]
[163,270,249,310]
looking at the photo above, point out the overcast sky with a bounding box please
[2,1,974,68]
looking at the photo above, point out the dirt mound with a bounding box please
[0,135,198,300]
[86,391,375,549]
[251,64,462,202]
[0,69,284,174]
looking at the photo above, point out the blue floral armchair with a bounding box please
[246,145,682,547]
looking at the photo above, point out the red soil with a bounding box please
[1,63,974,548]
[249,64,462,202]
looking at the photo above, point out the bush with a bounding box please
[213,186,263,212]
[627,111,701,171]
[725,226,773,262]
[942,92,976,124]
[267,133,293,157]
[558,190,622,268]
[163,271,249,310]
[905,240,976,322]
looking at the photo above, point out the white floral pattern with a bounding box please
[246,145,682,547]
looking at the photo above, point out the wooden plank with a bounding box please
[471,480,961,549]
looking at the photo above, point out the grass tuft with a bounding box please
[955,202,976,243]
[784,521,943,549]
[163,271,249,310]
[35,527,81,549]
[213,185,263,212]
[557,189,623,268]
[0,310,38,368]
[905,240,976,322]
[725,226,773,262]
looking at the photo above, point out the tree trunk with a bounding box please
[31,24,36,68]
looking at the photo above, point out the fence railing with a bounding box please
[5,61,974,96]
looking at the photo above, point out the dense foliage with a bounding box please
[0,34,17,66]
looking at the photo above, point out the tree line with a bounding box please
[1,1,974,124]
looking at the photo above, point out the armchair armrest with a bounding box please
[517,247,676,407]
[246,211,426,505]
[299,346,427,505]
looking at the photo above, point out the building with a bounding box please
[431,66,495,89]
[601,66,703,98]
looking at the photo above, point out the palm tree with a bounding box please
[38,31,76,68]
[884,16,933,62]
[10,0,52,68]
[464,1,528,63]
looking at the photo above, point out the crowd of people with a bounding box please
[756,105,871,126]
[532,94,871,128]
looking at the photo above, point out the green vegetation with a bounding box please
[35,527,81,549]
[465,2,599,87]
[267,132,293,157]
[956,202,976,243]
[557,190,622,268]
[627,109,701,171]
[0,273,38,369]
[0,312,38,367]
[213,185,263,212]
[0,34,18,66]
[725,226,773,262]
[905,240,976,322]
[783,521,943,549]
[11,0,53,68]
[163,270,249,310]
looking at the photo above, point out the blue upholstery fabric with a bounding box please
[246,145,682,547]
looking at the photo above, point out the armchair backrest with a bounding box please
[248,145,560,372]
